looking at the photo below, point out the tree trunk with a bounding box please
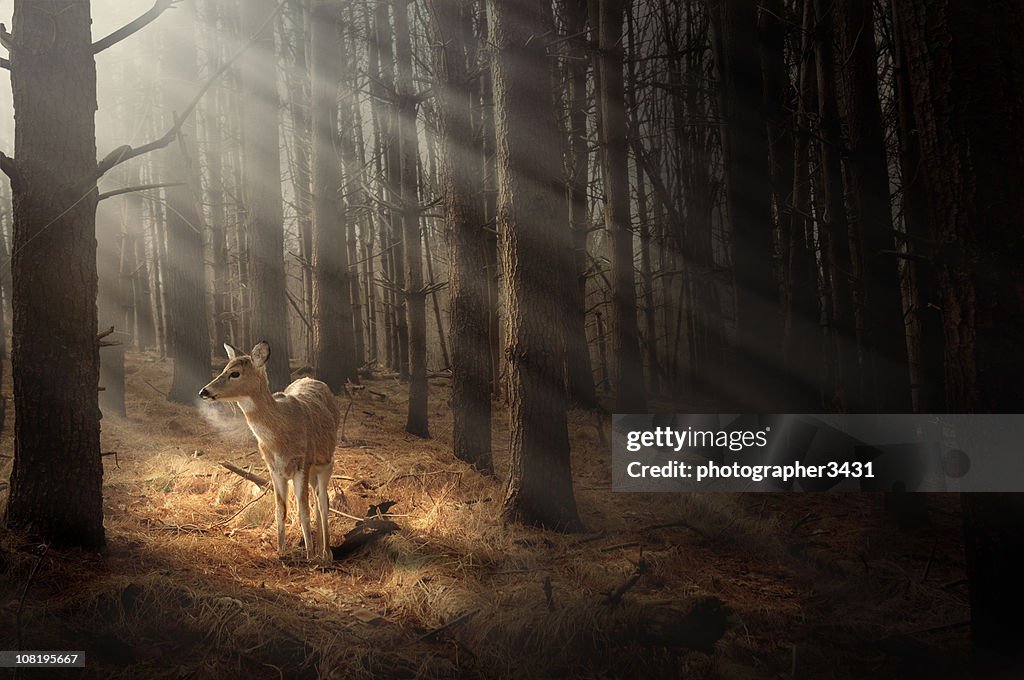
[97,198,126,417]
[163,0,212,404]
[5,0,104,549]
[708,0,780,410]
[894,0,1024,668]
[489,0,583,531]
[600,0,647,412]
[393,0,429,437]
[814,0,858,410]
[240,0,291,389]
[311,0,356,394]
[430,0,492,472]
[563,0,597,408]
[836,0,910,411]
[891,2,943,413]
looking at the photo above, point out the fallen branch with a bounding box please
[410,609,477,645]
[568,529,607,547]
[220,461,269,488]
[602,557,647,606]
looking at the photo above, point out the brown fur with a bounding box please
[200,342,341,561]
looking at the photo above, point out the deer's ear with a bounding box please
[250,341,271,369]
[224,343,242,360]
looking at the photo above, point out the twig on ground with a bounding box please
[410,610,477,645]
[143,379,168,397]
[602,556,647,606]
[211,488,270,528]
[640,519,711,542]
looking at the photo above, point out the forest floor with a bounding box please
[0,352,971,679]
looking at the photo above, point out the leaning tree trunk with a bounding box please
[163,0,211,404]
[4,0,104,549]
[240,0,291,390]
[311,0,356,394]
[430,0,493,472]
[394,0,429,437]
[489,0,583,531]
[600,0,647,412]
[894,0,1024,668]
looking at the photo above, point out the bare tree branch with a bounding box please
[97,182,184,201]
[92,0,179,55]
[88,0,288,184]
[0,58,9,70]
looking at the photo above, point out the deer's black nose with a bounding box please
[199,388,213,400]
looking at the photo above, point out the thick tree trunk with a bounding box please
[240,0,291,389]
[311,0,356,394]
[393,0,429,437]
[430,0,493,472]
[489,0,583,531]
[894,0,1024,668]
[836,0,910,411]
[163,0,212,404]
[5,0,104,549]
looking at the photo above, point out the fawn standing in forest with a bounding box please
[199,342,341,561]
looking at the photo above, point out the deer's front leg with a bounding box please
[270,469,289,556]
[294,468,315,560]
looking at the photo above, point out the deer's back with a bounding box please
[261,378,341,469]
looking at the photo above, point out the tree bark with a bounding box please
[894,0,1024,668]
[430,0,492,471]
[5,0,104,549]
[813,0,858,410]
[489,0,583,531]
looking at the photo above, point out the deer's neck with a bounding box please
[236,382,283,433]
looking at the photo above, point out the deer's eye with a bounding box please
[230,371,240,379]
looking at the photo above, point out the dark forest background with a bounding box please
[0,0,1023,676]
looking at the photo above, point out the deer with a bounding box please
[199,341,341,562]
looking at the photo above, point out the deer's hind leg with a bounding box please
[311,463,332,562]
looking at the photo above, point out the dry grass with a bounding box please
[0,352,970,678]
